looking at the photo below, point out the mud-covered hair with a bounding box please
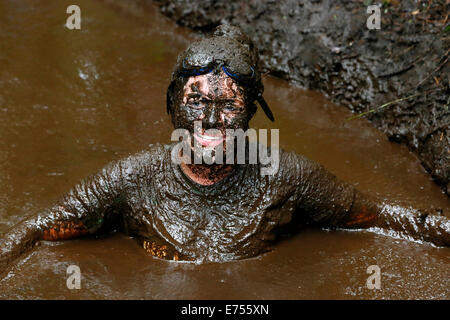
[166,24,274,122]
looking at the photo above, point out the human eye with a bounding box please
[223,102,242,113]
[187,97,205,109]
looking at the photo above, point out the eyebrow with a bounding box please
[186,94,241,105]
[187,93,216,102]
[187,93,202,99]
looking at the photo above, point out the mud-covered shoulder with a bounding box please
[271,148,355,225]
[267,147,303,185]
[47,144,169,228]
[92,143,168,186]
[266,147,331,190]
[119,143,168,174]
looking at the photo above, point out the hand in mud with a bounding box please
[341,191,450,247]
[0,239,8,275]
[0,219,41,275]
[376,204,450,247]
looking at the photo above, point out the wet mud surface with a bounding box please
[1,231,449,299]
[0,0,449,299]
[153,0,450,196]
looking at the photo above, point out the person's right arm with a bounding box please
[0,151,150,273]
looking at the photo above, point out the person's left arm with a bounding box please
[288,151,450,247]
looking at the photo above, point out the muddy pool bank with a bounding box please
[149,0,450,196]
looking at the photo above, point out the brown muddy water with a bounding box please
[0,0,449,299]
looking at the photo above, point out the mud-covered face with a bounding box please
[171,70,252,149]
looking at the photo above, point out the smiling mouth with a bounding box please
[194,132,224,148]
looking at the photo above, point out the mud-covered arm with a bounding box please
[338,191,450,247]
[0,153,145,272]
[292,153,450,247]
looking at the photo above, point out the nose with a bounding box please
[202,104,221,129]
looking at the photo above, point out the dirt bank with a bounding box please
[150,0,450,196]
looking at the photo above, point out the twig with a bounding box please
[346,89,438,121]
[410,48,450,90]
[378,63,415,78]
[378,52,424,78]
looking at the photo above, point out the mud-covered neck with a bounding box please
[171,158,248,197]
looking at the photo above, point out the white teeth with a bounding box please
[196,134,222,141]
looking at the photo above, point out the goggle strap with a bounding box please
[167,81,175,115]
[257,96,275,122]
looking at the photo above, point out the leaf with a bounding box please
[444,25,450,33]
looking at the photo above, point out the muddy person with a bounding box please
[0,25,449,268]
